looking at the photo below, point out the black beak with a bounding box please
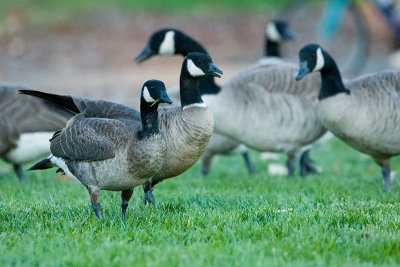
[283,28,296,41]
[207,63,223,78]
[159,90,172,104]
[135,45,154,63]
[295,61,310,81]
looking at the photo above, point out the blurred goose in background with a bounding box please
[0,85,72,182]
[23,52,222,205]
[136,28,257,176]
[136,28,324,177]
[26,80,172,219]
[296,43,400,191]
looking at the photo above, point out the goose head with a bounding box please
[135,29,179,62]
[266,20,296,42]
[295,44,329,80]
[141,80,172,107]
[183,52,223,79]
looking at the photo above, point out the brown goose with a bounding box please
[0,85,72,181]
[136,28,324,177]
[27,80,172,219]
[23,52,222,205]
[296,44,400,191]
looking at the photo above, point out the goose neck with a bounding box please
[139,100,160,138]
[319,59,350,100]
[265,39,280,57]
[180,73,203,108]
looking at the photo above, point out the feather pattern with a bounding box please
[319,70,400,158]
[204,62,325,153]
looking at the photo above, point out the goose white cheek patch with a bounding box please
[313,47,325,72]
[159,31,175,55]
[187,59,205,77]
[143,86,155,103]
[266,23,281,42]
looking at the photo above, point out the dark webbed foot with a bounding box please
[143,191,156,205]
[299,150,320,177]
[92,203,102,219]
[13,164,26,182]
[242,152,257,174]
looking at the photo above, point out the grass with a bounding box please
[1,138,400,266]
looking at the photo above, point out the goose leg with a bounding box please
[201,153,214,176]
[374,158,392,192]
[13,164,26,182]
[299,149,320,177]
[86,186,102,219]
[142,181,155,205]
[286,153,296,177]
[121,189,134,220]
[242,151,257,174]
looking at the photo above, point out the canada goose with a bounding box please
[136,29,325,177]
[0,85,72,182]
[136,28,257,176]
[23,52,222,206]
[258,19,296,64]
[27,80,172,219]
[296,44,400,191]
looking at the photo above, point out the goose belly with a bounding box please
[4,131,54,164]
[319,95,400,158]
[203,133,242,155]
[213,99,325,153]
[58,149,159,191]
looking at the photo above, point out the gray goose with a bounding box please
[23,52,222,205]
[0,85,72,182]
[296,44,400,191]
[135,28,257,176]
[136,28,325,177]
[27,80,172,219]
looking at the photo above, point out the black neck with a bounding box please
[175,32,221,95]
[319,56,350,100]
[139,99,160,138]
[265,39,280,57]
[180,69,203,108]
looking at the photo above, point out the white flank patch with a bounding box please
[159,31,175,55]
[187,59,205,77]
[313,47,325,72]
[266,22,281,42]
[143,86,155,103]
[49,154,81,184]
[5,132,54,164]
[183,102,208,110]
[267,163,288,176]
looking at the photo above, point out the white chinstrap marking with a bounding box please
[187,59,205,77]
[143,86,155,103]
[159,31,175,55]
[49,154,81,184]
[313,47,325,72]
[183,102,208,110]
[266,22,281,42]
[5,132,54,164]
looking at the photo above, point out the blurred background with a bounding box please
[0,0,399,109]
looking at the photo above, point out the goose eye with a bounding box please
[197,60,201,64]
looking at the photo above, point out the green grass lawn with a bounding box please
[1,137,400,266]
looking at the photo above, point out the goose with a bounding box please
[136,28,257,176]
[22,52,222,205]
[135,28,325,177]
[296,44,400,191]
[27,80,172,219]
[258,19,296,65]
[0,85,72,182]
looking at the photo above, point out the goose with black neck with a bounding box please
[296,43,400,191]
